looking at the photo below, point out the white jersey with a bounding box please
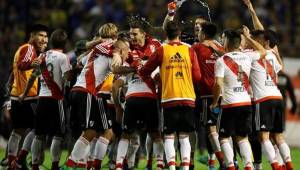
[74,54,112,94]
[245,49,282,103]
[215,51,252,108]
[39,50,71,99]
[74,41,113,94]
[120,72,156,99]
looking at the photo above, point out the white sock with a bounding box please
[164,136,176,170]
[21,130,35,151]
[94,136,109,161]
[127,135,140,168]
[220,139,234,167]
[261,140,277,163]
[153,140,164,168]
[145,134,153,162]
[179,136,191,170]
[69,136,90,163]
[278,142,292,162]
[209,132,221,152]
[88,138,97,162]
[7,131,22,157]
[31,136,43,165]
[50,136,63,163]
[116,139,129,165]
[238,139,253,168]
[274,145,284,165]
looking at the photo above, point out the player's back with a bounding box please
[192,42,223,96]
[216,51,252,107]
[245,49,282,102]
[39,49,71,99]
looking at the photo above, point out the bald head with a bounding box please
[113,38,130,61]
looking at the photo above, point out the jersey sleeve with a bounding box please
[17,45,37,70]
[215,57,225,78]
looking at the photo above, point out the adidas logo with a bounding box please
[261,124,266,129]
[169,52,184,63]
[175,71,183,78]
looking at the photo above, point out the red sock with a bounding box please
[7,155,16,165]
[86,160,93,170]
[286,161,293,170]
[93,159,102,170]
[16,149,29,164]
[147,158,152,167]
[226,166,235,170]
[271,162,280,170]
[32,164,39,170]
[115,163,122,169]
[208,159,215,167]
[215,151,225,165]
[245,167,251,170]
[51,161,59,170]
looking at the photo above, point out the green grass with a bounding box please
[0,148,299,170]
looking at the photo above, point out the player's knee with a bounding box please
[236,135,248,143]
[13,128,26,136]
[102,128,114,141]
[259,131,270,142]
[82,129,98,142]
[208,125,217,133]
[149,132,162,141]
[273,133,285,145]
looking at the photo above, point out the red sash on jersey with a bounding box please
[40,55,64,99]
[258,58,277,85]
[223,55,250,93]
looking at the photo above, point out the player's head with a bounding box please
[129,20,147,47]
[29,24,49,53]
[194,16,208,35]
[250,30,266,46]
[165,21,181,41]
[98,23,118,40]
[264,29,279,48]
[198,22,217,42]
[223,29,241,52]
[113,38,130,62]
[50,29,68,50]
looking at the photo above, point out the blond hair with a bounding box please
[98,23,118,39]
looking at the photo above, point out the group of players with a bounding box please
[2,0,295,170]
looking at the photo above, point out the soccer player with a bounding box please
[113,19,164,170]
[192,22,225,170]
[244,30,293,170]
[7,24,48,168]
[65,31,129,169]
[140,21,201,170]
[210,27,266,170]
[18,29,71,170]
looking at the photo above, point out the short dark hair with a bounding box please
[201,22,217,39]
[50,29,68,49]
[250,30,265,38]
[165,21,181,40]
[29,24,48,34]
[223,29,241,49]
[264,29,279,48]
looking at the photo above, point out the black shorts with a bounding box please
[108,104,122,137]
[254,99,285,133]
[11,99,37,129]
[198,97,219,126]
[35,98,65,136]
[219,105,252,138]
[123,97,160,133]
[70,91,112,132]
[163,106,195,134]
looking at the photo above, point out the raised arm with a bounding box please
[243,0,264,30]
[242,25,266,58]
